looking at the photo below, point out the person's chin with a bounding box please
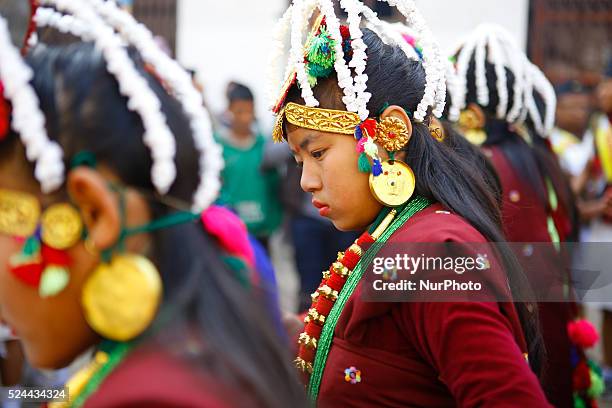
[24,342,82,371]
[331,217,361,232]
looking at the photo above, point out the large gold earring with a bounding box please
[369,115,415,207]
[458,107,487,146]
[369,160,416,207]
[81,254,162,341]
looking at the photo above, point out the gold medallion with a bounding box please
[369,160,415,207]
[458,108,487,146]
[464,129,487,146]
[41,203,83,250]
[0,189,40,237]
[82,254,162,341]
[375,117,410,152]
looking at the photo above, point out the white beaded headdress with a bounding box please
[0,14,64,193]
[448,23,556,137]
[20,0,223,211]
[267,0,447,122]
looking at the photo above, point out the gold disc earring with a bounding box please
[369,160,416,207]
[82,254,162,341]
[369,114,416,207]
[458,108,487,146]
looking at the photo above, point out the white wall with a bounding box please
[177,0,529,129]
[177,0,287,127]
[415,0,530,54]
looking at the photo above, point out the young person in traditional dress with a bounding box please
[447,24,600,408]
[269,1,550,406]
[0,2,306,407]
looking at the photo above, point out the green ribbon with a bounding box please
[72,341,134,408]
[307,195,431,401]
[100,183,200,262]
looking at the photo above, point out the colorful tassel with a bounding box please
[587,365,604,398]
[201,205,255,268]
[372,159,383,176]
[573,360,592,391]
[306,26,336,81]
[354,125,363,141]
[360,119,377,138]
[573,394,586,408]
[22,235,41,257]
[363,138,379,158]
[10,262,43,287]
[39,266,70,298]
[358,153,371,173]
[9,231,72,296]
[356,137,366,153]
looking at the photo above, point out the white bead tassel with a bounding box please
[486,32,509,120]
[341,0,370,119]
[0,16,64,193]
[41,0,178,195]
[474,32,489,107]
[530,62,556,136]
[451,33,479,122]
[84,0,224,211]
[390,0,446,121]
[267,5,293,110]
[495,29,524,123]
[291,0,318,107]
[317,0,357,113]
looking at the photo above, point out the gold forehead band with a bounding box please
[272,102,362,143]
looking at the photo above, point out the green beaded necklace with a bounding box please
[307,195,431,401]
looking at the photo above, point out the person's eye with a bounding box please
[311,149,326,160]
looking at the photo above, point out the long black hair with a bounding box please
[465,58,579,240]
[18,43,306,407]
[284,28,544,375]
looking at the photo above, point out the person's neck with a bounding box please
[229,129,255,147]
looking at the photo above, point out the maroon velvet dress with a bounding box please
[316,203,551,407]
[84,345,255,408]
[483,145,574,408]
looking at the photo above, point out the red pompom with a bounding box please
[360,119,377,138]
[568,319,599,349]
[10,262,43,287]
[340,25,351,40]
[41,245,71,267]
[0,82,10,141]
[573,360,592,391]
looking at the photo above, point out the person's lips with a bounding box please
[312,199,331,217]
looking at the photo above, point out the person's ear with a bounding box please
[379,105,413,143]
[66,167,120,252]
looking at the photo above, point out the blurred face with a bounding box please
[0,148,95,369]
[556,93,591,135]
[228,99,255,136]
[0,143,151,369]
[287,125,383,231]
[597,79,612,114]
